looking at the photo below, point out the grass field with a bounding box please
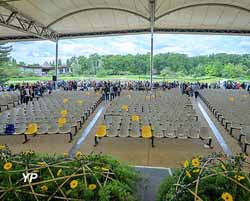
[7,75,248,84]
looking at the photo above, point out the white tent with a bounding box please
[1,0,250,83]
[1,0,250,41]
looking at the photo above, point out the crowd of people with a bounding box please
[0,79,249,104]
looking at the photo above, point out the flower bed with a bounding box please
[157,153,250,201]
[0,146,138,201]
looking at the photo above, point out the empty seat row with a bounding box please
[95,89,212,147]
[199,89,250,153]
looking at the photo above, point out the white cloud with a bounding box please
[8,34,250,64]
[109,41,148,54]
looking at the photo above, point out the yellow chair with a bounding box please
[141,125,152,138]
[95,125,107,146]
[96,125,107,137]
[63,98,68,104]
[121,104,128,112]
[132,115,140,121]
[229,97,235,102]
[61,109,68,117]
[58,117,67,128]
[25,123,38,135]
[141,125,154,147]
[77,100,83,105]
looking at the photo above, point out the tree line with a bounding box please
[1,41,250,84]
[67,53,250,78]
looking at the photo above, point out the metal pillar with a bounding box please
[55,40,58,89]
[150,0,155,88]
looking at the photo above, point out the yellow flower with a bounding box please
[234,175,245,181]
[191,158,200,167]
[185,170,191,178]
[93,166,100,170]
[75,151,82,159]
[70,180,78,189]
[63,152,68,157]
[0,145,6,150]
[57,168,62,177]
[3,162,12,171]
[221,192,233,201]
[88,184,97,190]
[183,160,189,168]
[193,168,200,173]
[24,150,34,155]
[221,164,227,171]
[40,185,48,192]
[101,167,109,172]
[37,162,46,167]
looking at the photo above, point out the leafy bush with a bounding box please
[0,146,138,201]
[157,153,250,201]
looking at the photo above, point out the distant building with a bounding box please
[20,66,72,76]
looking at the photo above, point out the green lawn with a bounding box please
[7,75,248,84]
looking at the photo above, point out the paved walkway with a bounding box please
[136,166,171,201]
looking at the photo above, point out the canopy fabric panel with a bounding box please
[1,0,250,41]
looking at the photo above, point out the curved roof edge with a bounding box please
[2,28,250,42]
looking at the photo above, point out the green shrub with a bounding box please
[0,146,138,201]
[157,153,250,201]
[157,172,179,201]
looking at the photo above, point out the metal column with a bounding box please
[55,40,58,89]
[150,0,155,88]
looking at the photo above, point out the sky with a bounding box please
[9,34,250,65]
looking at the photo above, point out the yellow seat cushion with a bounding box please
[77,100,83,105]
[58,117,67,127]
[96,125,107,138]
[229,97,235,102]
[121,104,128,112]
[63,98,68,104]
[61,109,68,117]
[25,123,38,135]
[132,115,140,121]
[141,125,152,138]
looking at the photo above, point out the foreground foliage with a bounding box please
[0,146,138,201]
[157,153,250,201]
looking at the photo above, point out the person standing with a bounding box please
[24,86,30,104]
[110,84,114,101]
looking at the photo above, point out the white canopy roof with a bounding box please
[1,0,250,41]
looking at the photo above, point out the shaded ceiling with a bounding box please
[1,0,250,41]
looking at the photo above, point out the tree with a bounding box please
[89,53,101,75]
[58,59,62,66]
[0,43,12,84]
[222,63,245,78]
[64,52,250,79]
[19,61,26,66]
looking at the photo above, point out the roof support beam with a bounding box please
[2,27,250,42]
[55,40,58,89]
[0,2,59,41]
[149,0,155,87]
[155,3,250,21]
